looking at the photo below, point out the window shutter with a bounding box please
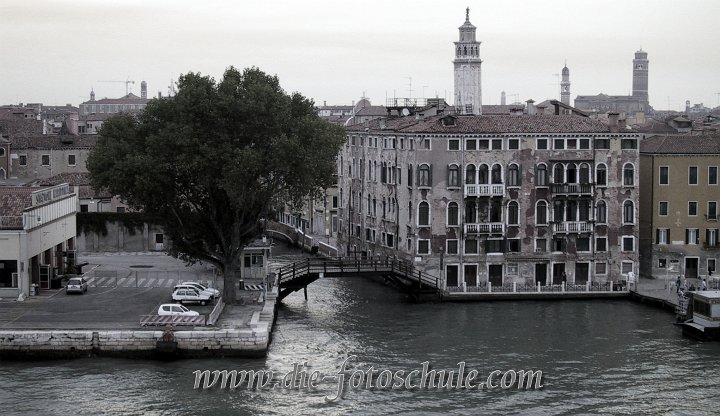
[707,229,711,246]
[518,165,523,186]
[458,165,463,185]
[656,229,660,244]
[416,165,420,186]
[686,229,689,244]
[447,164,451,185]
[429,164,433,186]
[667,229,670,243]
[695,231,700,245]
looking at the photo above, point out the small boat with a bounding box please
[678,290,720,340]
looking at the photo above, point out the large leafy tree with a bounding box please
[87,67,345,302]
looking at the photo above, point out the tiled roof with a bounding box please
[348,114,612,134]
[80,113,114,122]
[82,93,149,105]
[355,106,387,116]
[0,112,43,137]
[39,172,91,186]
[482,105,523,115]
[640,134,720,154]
[9,135,98,150]
[0,187,34,227]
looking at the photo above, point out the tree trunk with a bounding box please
[222,262,239,304]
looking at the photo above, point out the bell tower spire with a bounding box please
[560,62,570,105]
[453,8,482,115]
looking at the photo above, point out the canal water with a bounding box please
[1,253,719,415]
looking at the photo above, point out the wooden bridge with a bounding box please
[277,257,441,301]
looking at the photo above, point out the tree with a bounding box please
[87,67,345,302]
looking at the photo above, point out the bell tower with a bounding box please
[453,8,482,115]
[632,49,649,106]
[560,63,570,106]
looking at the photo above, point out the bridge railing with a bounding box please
[277,256,440,290]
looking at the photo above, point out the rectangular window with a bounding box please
[553,138,564,150]
[622,236,634,252]
[689,166,698,185]
[80,204,89,213]
[332,196,338,209]
[507,239,521,253]
[446,239,459,255]
[507,263,519,275]
[19,155,27,166]
[448,139,460,151]
[706,229,718,248]
[508,139,519,149]
[536,138,547,150]
[708,202,718,221]
[421,139,431,150]
[116,207,126,213]
[577,237,590,252]
[386,233,394,248]
[552,237,565,252]
[596,237,607,252]
[656,229,669,244]
[659,201,669,216]
[491,139,502,150]
[595,262,607,275]
[478,139,489,150]
[466,139,477,150]
[659,258,667,268]
[566,138,577,150]
[417,239,430,255]
[686,228,699,245]
[689,201,698,216]
[485,239,504,253]
[535,238,547,253]
[464,239,478,254]
[579,138,590,149]
[659,166,669,185]
[709,259,716,273]
[710,166,718,185]
[621,262,633,275]
[41,154,50,166]
[595,138,610,149]
[621,139,637,149]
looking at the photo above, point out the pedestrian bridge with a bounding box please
[277,257,441,301]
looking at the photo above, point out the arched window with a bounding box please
[418,164,431,187]
[418,201,430,226]
[465,200,477,223]
[623,200,634,224]
[408,201,412,221]
[465,164,476,184]
[566,163,577,183]
[536,201,548,225]
[596,163,607,186]
[508,164,520,186]
[553,163,565,183]
[536,164,548,186]
[579,200,591,221]
[447,202,459,226]
[491,164,502,184]
[408,164,413,186]
[623,163,635,186]
[490,201,502,222]
[382,197,386,218]
[448,164,460,187]
[579,163,591,184]
[478,164,488,184]
[553,200,564,222]
[0,148,5,157]
[507,201,519,225]
[596,201,607,224]
[372,197,377,217]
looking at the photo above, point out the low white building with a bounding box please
[0,183,77,297]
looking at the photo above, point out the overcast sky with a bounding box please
[1,0,718,111]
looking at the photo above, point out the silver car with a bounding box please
[65,277,88,294]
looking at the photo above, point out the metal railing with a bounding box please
[445,281,623,294]
[551,183,593,195]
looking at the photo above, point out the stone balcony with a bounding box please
[552,221,594,234]
[464,184,505,198]
[464,222,505,235]
[550,183,593,196]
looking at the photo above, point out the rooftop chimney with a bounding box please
[608,112,619,132]
[526,99,536,116]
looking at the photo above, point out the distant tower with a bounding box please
[560,63,570,106]
[141,81,147,99]
[632,49,649,107]
[453,7,482,115]
[685,100,691,113]
[501,91,506,105]
[90,88,95,101]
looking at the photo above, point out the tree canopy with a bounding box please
[87,66,345,301]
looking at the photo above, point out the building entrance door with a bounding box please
[685,258,699,279]
[535,264,547,285]
[553,263,565,285]
[464,264,477,287]
[489,264,503,287]
[39,265,51,290]
[576,263,589,284]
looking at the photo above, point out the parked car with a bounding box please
[173,283,217,299]
[180,281,220,298]
[171,288,211,305]
[65,277,88,294]
[158,303,199,316]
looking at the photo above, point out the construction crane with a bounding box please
[97,79,135,95]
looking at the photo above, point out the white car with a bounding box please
[65,277,88,294]
[171,288,211,305]
[173,284,217,299]
[180,281,220,298]
[158,303,199,316]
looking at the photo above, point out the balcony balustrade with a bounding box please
[552,221,594,234]
[464,222,505,235]
[464,184,505,198]
[550,183,593,196]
